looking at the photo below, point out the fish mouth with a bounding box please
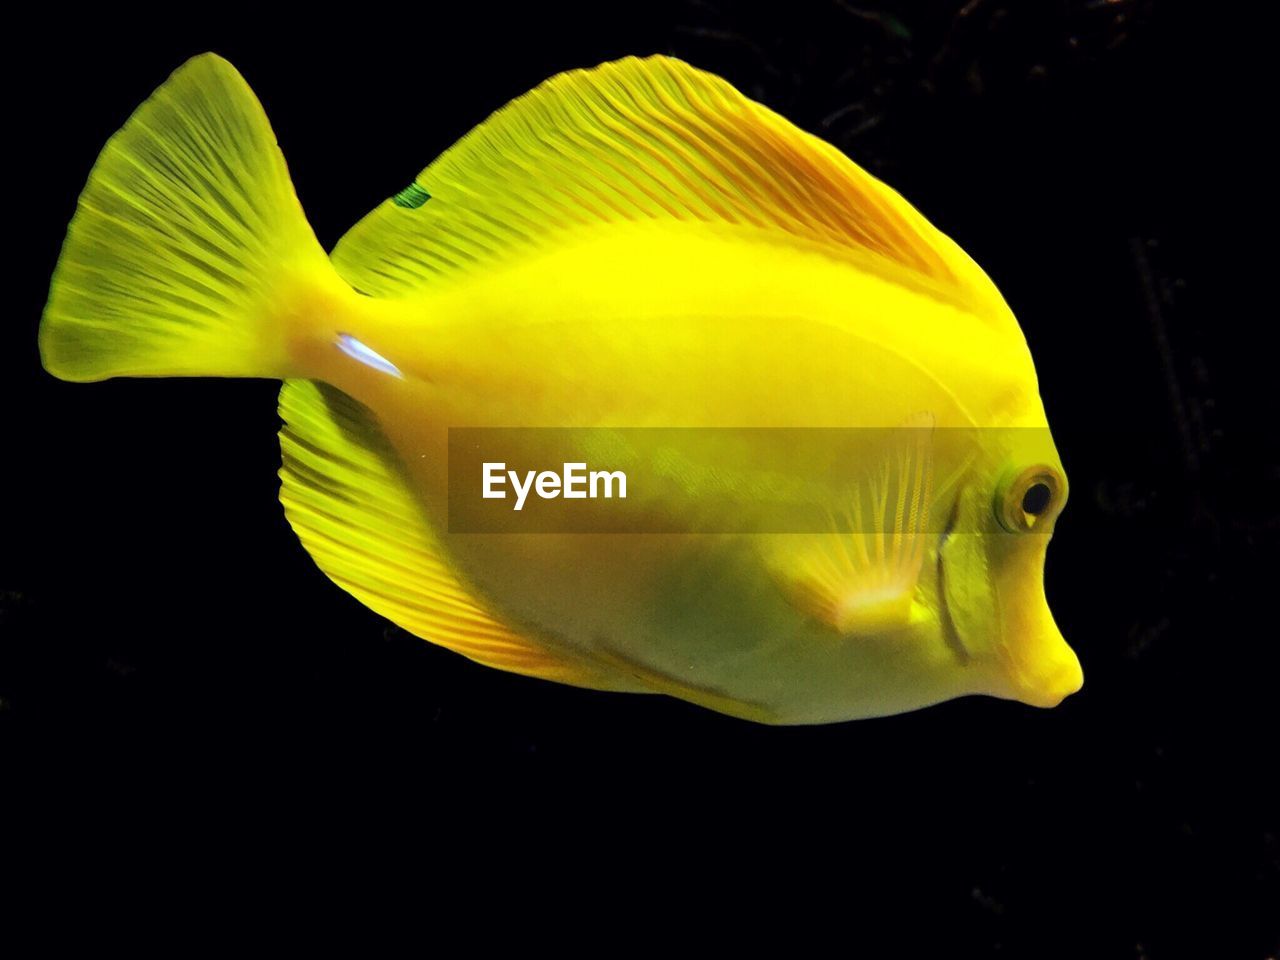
[1007,655,1083,708]
[997,607,1084,708]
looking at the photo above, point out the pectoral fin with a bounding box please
[766,418,935,635]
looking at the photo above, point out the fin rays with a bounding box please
[39,53,329,381]
[277,379,645,691]
[330,55,1005,321]
[768,422,935,635]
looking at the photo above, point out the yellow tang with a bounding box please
[39,53,1083,723]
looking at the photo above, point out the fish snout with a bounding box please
[989,537,1083,709]
[1008,640,1084,708]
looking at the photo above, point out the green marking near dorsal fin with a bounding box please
[391,182,431,208]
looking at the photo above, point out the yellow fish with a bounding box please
[39,53,1083,724]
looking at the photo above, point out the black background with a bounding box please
[3,2,1276,954]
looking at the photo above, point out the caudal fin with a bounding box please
[40,54,334,382]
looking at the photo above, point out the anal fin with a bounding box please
[277,379,638,691]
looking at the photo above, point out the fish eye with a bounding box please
[995,466,1064,532]
[1022,482,1052,516]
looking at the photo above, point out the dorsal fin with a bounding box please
[330,55,1010,320]
[276,378,643,692]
